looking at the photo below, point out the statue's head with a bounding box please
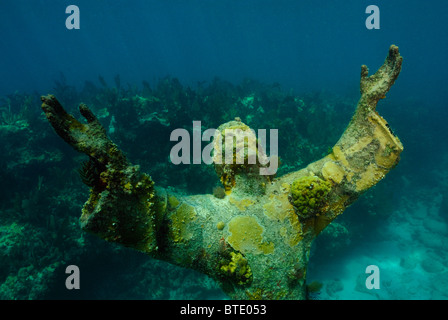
[212,118,278,195]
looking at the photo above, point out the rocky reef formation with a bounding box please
[40,45,403,299]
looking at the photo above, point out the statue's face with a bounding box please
[212,119,273,190]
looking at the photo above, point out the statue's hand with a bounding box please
[360,45,403,105]
[41,94,125,167]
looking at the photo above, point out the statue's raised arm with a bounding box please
[41,45,403,300]
[277,44,403,235]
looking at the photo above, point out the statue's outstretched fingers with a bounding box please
[79,103,100,124]
[385,45,403,83]
[41,94,86,147]
[41,95,123,166]
[359,45,403,108]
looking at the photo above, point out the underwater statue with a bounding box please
[41,45,403,300]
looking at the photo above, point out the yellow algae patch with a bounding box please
[355,163,386,192]
[332,146,350,167]
[269,191,304,247]
[369,113,403,168]
[367,113,403,169]
[373,125,403,168]
[280,226,301,247]
[227,216,274,255]
[168,195,180,209]
[346,171,354,182]
[263,193,294,222]
[345,136,373,155]
[322,161,346,184]
[326,153,336,161]
[286,215,304,247]
[281,183,291,193]
[276,210,303,247]
[375,142,400,168]
[229,197,255,211]
[168,203,198,243]
[368,112,403,149]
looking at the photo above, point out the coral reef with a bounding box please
[38,45,403,300]
[290,176,331,220]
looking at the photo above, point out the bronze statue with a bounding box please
[41,45,403,299]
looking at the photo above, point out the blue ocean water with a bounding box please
[0,0,447,300]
